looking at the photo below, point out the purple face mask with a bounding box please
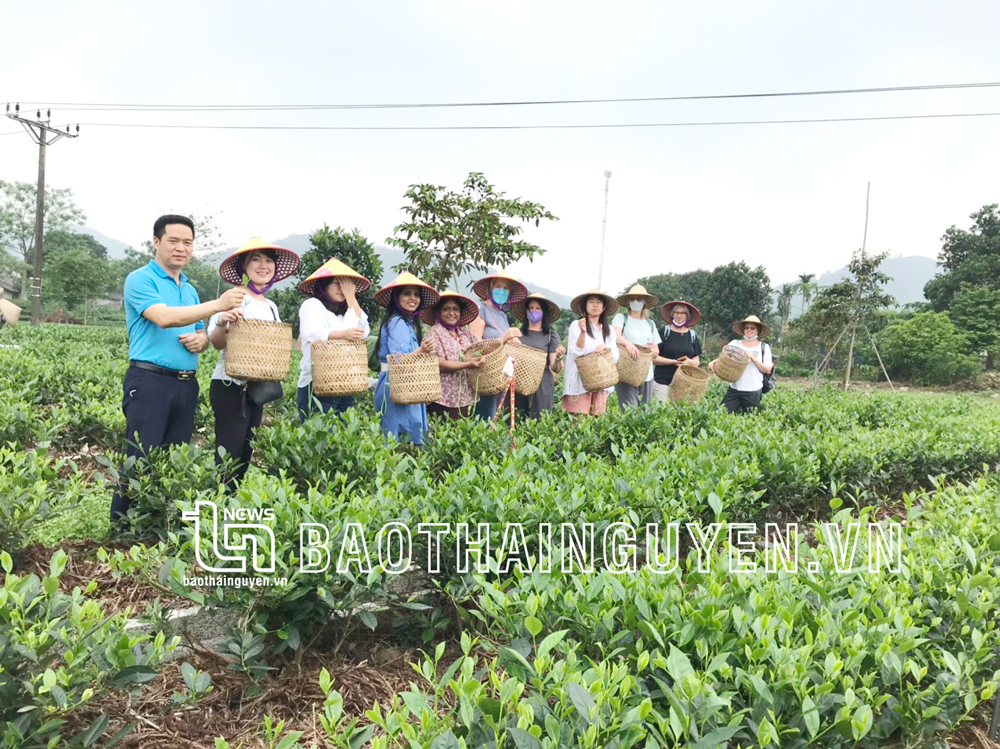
[527,309,544,324]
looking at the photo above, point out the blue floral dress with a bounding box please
[374,315,428,444]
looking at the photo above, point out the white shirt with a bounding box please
[564,319,620,396]
[297,297,371,388]
[208,296,281,384]
[727,339,773,392]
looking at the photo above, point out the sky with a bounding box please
[2,1,999,297]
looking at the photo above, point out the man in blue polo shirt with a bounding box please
[111,214,246,525]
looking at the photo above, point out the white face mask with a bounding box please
[629,300,645,312]
[743,334,759,341]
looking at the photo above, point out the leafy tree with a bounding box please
[0,180,85,300]
[43,230,108,261]
[43,246,113,323]
[924,204,1000,311]
[876,312,979,385]
[295,225,384,324]
[627,270,711,314]
[699,261,773,340]
[387,172,558,290]
[948,284,1000,368]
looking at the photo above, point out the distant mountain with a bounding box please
[72,225,130,259]
[776,255,939,312]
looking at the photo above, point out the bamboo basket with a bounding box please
[387,350,441,405]
[616,343,653,388]
[714,344,750,383]
[512,344,549,396]
[225,318,293,381]
[312,340,369,396]
[577,349,619,392]
[669,364,710,404]
[463,339,511,396]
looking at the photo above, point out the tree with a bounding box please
[776,283,796,339]
[0,181,85,300]
[43,230,108,261]
[924,204,1000,314]
[948,284,1000,368]
[876,312,979,385]
[387,172,558,290]
[699,261,773,341]
[797,273,817,314]
[43,246,113,323]
[627,269,711,313]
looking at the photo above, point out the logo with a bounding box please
[182,500,276,574]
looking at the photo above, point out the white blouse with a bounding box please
[727,339,773,392]
[563,319,620,396]
[208,296,281,384]
[297,297,371,388]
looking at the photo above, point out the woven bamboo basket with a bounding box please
[714,344,750,383]
[225,318,293,381]
[512,344,549,396]
[463,339,511,396]
[312,340,369,396]
[577,349,619,392]
[669,364,710,404]
[616,343,653,388]
[387,350,441,405]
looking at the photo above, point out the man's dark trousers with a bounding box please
[109,365,199,523]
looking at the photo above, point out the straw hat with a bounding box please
[0,298,22,326]
[299,257,373,297]
[661,300,702,327]
[570,289,619,318]
[732,315,771,338]
[374,272,440,310]
[510,292,561,325]
[472,268,528,305]
[219,237,301,285]
[420,290,479,326]
[616,284,659,311]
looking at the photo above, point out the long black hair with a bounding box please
[376,288,424,358]
[583,296,611,340]
[314,277,348,316]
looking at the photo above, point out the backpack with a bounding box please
[661,327,697,346]
[761,343,777,394]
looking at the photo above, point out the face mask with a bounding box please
[672,315,688,326]
[629,300,645,312]
[527,309,544,324]
[743,334,759,341]
[491,288,510,305]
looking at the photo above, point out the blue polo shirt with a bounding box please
[124,259,205,371]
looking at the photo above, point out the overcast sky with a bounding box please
[3,1,999,296]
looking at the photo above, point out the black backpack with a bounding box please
[761,343,777,394]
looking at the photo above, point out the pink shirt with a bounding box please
[427,323,481,408]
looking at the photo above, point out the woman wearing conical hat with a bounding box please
[708,315,773,414]
[652,300,702,403]
[421,291,483,420]
[373,272,440,444]
[209,238,301,489]
[468,269,526,420]
[612,284,661,409]
[296,257,373,421]
[562,289,620,417]
[510,292,565,418]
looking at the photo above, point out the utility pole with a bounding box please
[597,170,611,289]
[5,103,80,325]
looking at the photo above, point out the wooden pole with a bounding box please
[842,320,858,390]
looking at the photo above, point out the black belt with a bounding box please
[130,360,196,380]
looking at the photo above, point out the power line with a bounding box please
[8,81,1000,112]
[62,111,1000,131]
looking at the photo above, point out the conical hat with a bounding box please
[420,290,479,327]
[616,284,659,310]
[733,315,771,339]
[570,289,619,318]
[510,292,561,325]
[0,299,22,326]
[661,300,702,327]
[472,268,528,304]
[374,272,440,310]
[299,257,372,297]
[219,237,301,285]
